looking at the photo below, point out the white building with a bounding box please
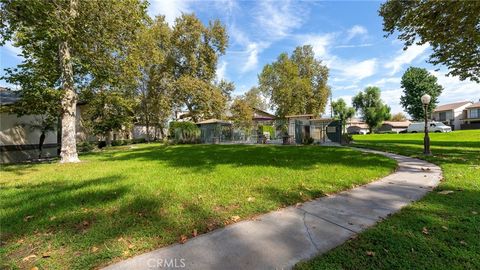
[432,101,473,131]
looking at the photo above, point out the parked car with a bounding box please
[407,122,452,133]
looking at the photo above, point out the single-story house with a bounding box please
[432,101,473,130]
[0,87,156,163]
[196,118,232,143]
[377,121,411,133]
[461,102,480,130]
[285,114,339,144]
[346,119,369,135]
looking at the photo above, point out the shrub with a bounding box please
[258,125,275,139]
[132,138,146,144]
[111,140,123,146]
[302,136,314,145]
[77,141,95,152]
[169,121,200,144]
[341,133,353,145]
[98,141,107,148]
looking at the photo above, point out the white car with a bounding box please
[407,121,452,133]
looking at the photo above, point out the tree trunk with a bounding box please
[39,132,46,159]
[58,0,79,163]
[59,40,80,163]
[159,124,165,139]
[106,131,112,147]
[145,119,150,143]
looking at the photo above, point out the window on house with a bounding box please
[439,112,447,121]
[470,109,480,119]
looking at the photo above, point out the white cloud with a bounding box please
[381,88,404,114]
[242,42,263,73]
[346,25,367,42]
[254,0,305,40]
[216,60,228,81]
[335,43,373,49]
[299,33,335,58]
[329,58,377,81]
[147,0,190,25]
[372,77,401,87]
[430,70,480,104]
[384,43,429,75]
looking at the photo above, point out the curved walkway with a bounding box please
[104,148,442,270]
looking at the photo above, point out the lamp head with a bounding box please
[421,94,431,105]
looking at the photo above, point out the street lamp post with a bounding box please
[421,94,431,155]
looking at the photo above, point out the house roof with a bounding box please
[466,102,480,109]
[252,107,275,119]
[382,121,411,128]
[434,101,472,112]
[310,118,334,122]
[285,114,315,118]
[348,123,369,129]
[0,87,20,105]
[196,118,231,125]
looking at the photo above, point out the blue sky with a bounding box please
[1,0,479,115]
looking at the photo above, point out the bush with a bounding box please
[77,141,95,152]
[258,125,275,139]
[111,140,123,146]
[341,133,353,145]
[132,138,146,144]
[98,141,107,148]
[302,136,314,145]
[169,121,200,144]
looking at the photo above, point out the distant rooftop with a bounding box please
[466,102,480,109]
[434,101,472,112]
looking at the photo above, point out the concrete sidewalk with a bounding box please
[103,148,442,270]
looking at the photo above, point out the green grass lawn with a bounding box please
[0,144,396,270]
[297,130,480,270]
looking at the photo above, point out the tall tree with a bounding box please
[83,89,134,146]
[259,45,330,118]
[391,112,408,122]
[379,0,480,82]
[230,97,253,131]
[169,14,228,122]
[400,67,443,121]
[331,98,355,134]
[353,87,391,133]
[243,86,268,111]
[0,0,148,162]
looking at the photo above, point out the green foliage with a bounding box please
[169,14,229,122]
[169,121,200,144]
[391,112,408,121]
[331,98,355,134]
[83,90,135,138]
[341,133,353,145]
[259,125,275,139]
[379,0,480,82]
[400,67,443,121]
[230,97,253,130]
[244,86,268,111]
[259,45,330,118]
[302,136,315,145]
[77,141,95,153]
[353,87,391,133]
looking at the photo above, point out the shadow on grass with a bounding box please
[94,144,394,172]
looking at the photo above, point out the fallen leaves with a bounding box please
[23,215,34,222]
[437,190,454,195]
[179,235,188,244]
[91,246,99,253]
[366,251,375,257]
[460,240,467,246]
[192,229,198,237]
[230,215,241,222]
[472,211,478,215]
[422,227,429,235]
[247,197,255,202]
[22,254,37,262]
[442,226,448,230]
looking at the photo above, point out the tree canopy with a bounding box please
[0,0,149,162]
[259,45,330,118]
[400,67,443,121]
[353,87,391,133]
[331,98,355,133]
[379,0,480,82]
